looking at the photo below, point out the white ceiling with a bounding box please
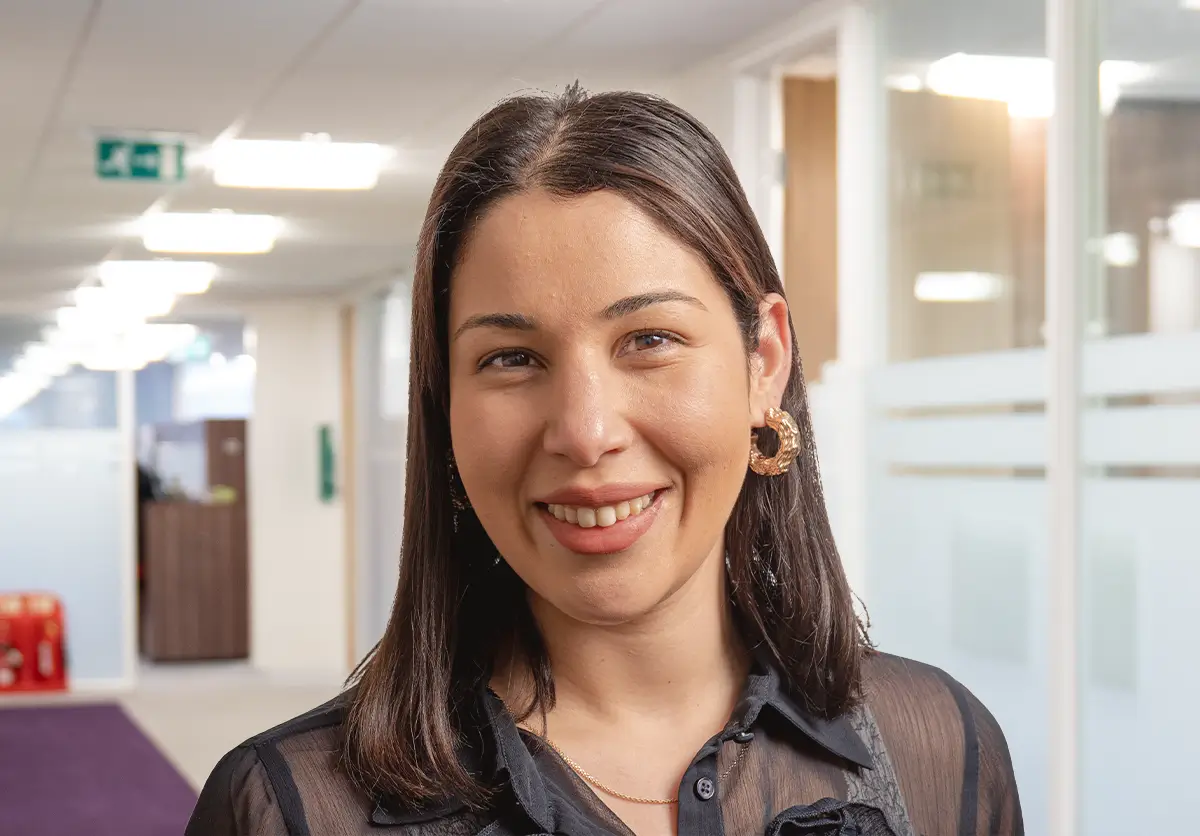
[0,0,810,313]
[6,0,1200,320]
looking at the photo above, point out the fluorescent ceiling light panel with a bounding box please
[14,344,71,378]
[886,74,924,92]
[0,369,53,418]
[1167,202,1200,248]
[99,260,216,295]
[1183,0,1200,9]
[141,212,281,254]
[914,271,1006,302]
[209,139,389,190]
[925,54,1151,117]
[56,304,144,336]
[75,284,176,319]
[76,324,199,372]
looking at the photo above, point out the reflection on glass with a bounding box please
[1080,3,1200,835]
[873,2,1051,833]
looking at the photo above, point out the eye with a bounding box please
[633,333,668,350]
[621,330,682,356]
[479,349,537,371]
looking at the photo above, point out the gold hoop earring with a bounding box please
[749,407,800,476]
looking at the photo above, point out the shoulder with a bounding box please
[860,652,1024,834]
[860,651,1012,764]
[186,693,359,836]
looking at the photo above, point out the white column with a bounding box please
[824,0,887,597]
[731,71,778,256]
[117,368,138,687]
[1046,0,1099,832]
[248,300,349,681]
[836,1,888,373]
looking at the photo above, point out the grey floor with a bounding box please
[2,662,342,790]
[123,662,344,788]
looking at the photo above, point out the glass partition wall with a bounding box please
[811,1,1200,833]
[1080,1,1200,832]
[867,2,1053,832]
[0,315,132,685]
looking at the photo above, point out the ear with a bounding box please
[748,294,793,426]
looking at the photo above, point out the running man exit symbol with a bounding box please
[96,138,185,182]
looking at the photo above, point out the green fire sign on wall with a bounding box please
[318,425,337,503]
[96,137,186,182]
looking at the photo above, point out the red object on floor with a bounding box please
[0,592,68,693]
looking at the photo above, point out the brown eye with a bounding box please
[633,333,667,350]
[622,330,681,356]
[480,350,536,371]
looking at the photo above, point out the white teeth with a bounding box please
[545,492,657,529]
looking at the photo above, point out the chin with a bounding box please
[543,573,673,627]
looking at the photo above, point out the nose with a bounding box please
[542,355,633,468]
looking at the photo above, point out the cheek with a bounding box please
[638,351,752,482]
[450,389,535,502]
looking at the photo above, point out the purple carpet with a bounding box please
[0,703,197,836]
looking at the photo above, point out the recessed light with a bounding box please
[914,271,1006,302]
[75,284,176,319]
[1102,232,1140,267]
[141,212,282,254]
[925,53,1152,117]
[208,138,390,190]
[1167,201,1200,248]
[14,344,71,378]
[99,260,217,294]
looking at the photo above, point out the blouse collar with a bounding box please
[371,653,874,829]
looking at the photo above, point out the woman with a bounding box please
[187,85,1022,836]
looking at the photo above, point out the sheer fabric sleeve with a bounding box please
[862,653,1024,836]
[185,745,289,836]
[959,681,1023,836]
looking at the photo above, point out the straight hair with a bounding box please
[343,83,867,807]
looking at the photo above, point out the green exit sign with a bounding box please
[96,138,185,182]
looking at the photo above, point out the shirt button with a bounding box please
[694,776,716,801]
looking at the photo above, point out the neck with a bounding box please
[499,546,748,731]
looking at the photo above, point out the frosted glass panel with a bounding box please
[867,476,1050,834]
[1079,478,1200,835]
[355,285,409,659]
[1084,2,1200,830]
[0,430,126,681]
[860,331,1200,836]
[0,368,117,430]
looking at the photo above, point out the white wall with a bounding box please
[668,0,847,194]
[247,301,347,680]
[352,282,410,661]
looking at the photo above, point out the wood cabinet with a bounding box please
[141,502,249,661]
[140,418,249,662]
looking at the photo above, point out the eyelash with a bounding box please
[477,330,683,371]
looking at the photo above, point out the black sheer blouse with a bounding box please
[186,652,1022,836]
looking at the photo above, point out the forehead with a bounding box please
[449,189,719,322]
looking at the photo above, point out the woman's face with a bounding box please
[448,189,789,626]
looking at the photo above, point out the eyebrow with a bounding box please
[452,290,706,341]
[452,312,537,341]
[599,290,707,320]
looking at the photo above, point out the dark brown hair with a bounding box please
[344,83,867,806]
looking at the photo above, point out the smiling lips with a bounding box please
[546,491,658,529]
[536,486,666,555]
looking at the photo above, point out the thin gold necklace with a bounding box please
[539,736,752,806]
